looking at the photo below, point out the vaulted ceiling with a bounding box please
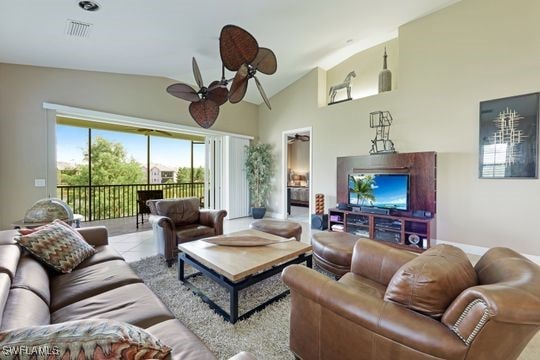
[0,0,460,104]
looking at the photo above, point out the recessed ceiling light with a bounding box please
[78,1,100,12]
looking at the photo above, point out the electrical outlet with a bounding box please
[34,179,46,187]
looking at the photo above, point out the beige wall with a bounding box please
[258,0,540,256]
[0,64,258,229]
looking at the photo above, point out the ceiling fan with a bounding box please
[166,25,277,129]
[135,128,172,137]
[288,134,310,144]
[166,57,228,129]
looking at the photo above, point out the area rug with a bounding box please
[129,256,295,360]
[130,256,540,360]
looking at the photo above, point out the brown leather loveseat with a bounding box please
[0,227,252,359]
[282,238,540,360]
[148,197,227,266]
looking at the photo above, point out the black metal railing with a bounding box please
[57,182,205,221]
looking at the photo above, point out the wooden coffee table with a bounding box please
[178,229,312,323]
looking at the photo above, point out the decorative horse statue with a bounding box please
[329,71,356,103]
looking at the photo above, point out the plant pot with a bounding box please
[252,207,266,219]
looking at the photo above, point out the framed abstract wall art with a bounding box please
[479,92,539,178]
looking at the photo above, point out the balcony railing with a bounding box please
[57,182,205,221]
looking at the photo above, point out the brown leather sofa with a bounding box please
[0,227,253,360]
[147,197,227,266]
[282,238,540,360]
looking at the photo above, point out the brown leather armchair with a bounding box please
[282,239,540,360]
[147,197,227,266]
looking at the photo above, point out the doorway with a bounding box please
[282,127,312,224]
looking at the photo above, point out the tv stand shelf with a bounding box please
[328,208,436,252]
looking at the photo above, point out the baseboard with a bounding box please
[435,239,540,265]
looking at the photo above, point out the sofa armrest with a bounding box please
[443,284,540,342]
[282,264,465,359]
[350,238,416,286]
[149,215,177,264]
[149,215,175,232]
[77,226,109,246]
[227,351,257,360]
[199,209,227,235]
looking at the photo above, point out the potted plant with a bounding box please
[244,143,274,219]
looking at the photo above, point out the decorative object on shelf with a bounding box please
[315,193,325,215]
[328,71,356,104]
[408,234,421,248]
[369,110,396,154]
[23,198,74,224]
[244,143,274,219]
[378,47,392,93]
[479,92,539,178]
[167,25,277,129]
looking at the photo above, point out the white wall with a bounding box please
[258,0,540,256]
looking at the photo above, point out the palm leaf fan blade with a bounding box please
[189,100,219,129]
[229,64,249,104]
[166,83,200,103]
[207,81,229,106]
[254,76,271,110]
[252,48,277,75]
[192,57,204,89]
[220,25,259,71]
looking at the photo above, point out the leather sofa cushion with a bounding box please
[177,225,215,242]
[312,232,359,267]
[384,244,477,317]
[0,245,21,280]
[156,198,200,226]
[76,245,124,269]
[51,283,174,329]
[50,259,143,311]
[145,319,217,360]
[12,254,51,305]
[0,230,18,246]
[0,273,10,326]
[338,273,386,298]
[1,288,50,330]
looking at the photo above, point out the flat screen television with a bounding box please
[348,173,410,211]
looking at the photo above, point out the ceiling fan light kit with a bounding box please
[167,25,277,129]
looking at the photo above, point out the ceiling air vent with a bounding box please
[65,20,92,38]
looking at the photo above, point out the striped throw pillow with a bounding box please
[15,219,95,273]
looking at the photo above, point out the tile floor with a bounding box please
[106,213,317,262]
